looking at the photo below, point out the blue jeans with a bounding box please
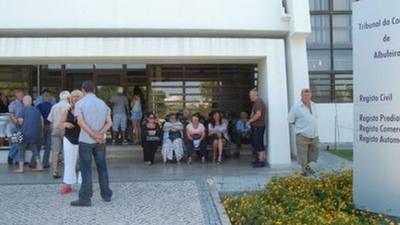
[78,142,112,203]
[187,139,208,158]
[41,124,52,167]
[8,143,19,161]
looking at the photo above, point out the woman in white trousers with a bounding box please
[59,90,82,194]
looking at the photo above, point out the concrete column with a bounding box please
[285,37,311,157]
[257,42,291,168]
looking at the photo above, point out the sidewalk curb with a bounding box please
[206,179,232,225]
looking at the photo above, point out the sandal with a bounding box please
[52,172,61,179]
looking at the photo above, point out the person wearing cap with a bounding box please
[47,90,71,179]
[288,88,319,176]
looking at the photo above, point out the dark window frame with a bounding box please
[308,0,353,103]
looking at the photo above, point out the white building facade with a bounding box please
[0,0,354,166]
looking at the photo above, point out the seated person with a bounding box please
[161,113,184,164]
[208,111,229,164]
[186,113,207,164]
[235,112,252,157]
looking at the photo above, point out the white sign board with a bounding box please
[353,0,400,216]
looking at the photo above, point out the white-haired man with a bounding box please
[288,88,319,176]
[248,89,267,168]
[8,90,24,165]
[47,90,71,179]
[12,95,44,173]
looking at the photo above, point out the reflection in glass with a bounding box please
[309,74,332,102]
[309,0,329,11]
[333,0,352,11]
[333,15,352,48]
[307,15,331,48]
[334,50,352,71]
[308,50,331,71]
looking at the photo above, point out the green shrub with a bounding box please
[223,170,397,225]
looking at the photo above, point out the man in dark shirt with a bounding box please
[248,89,267,168]
[36,92,53,168]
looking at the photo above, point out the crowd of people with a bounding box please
[0,80,320,206]
[139,90,267,167]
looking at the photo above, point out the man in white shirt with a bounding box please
[288,88,319,176]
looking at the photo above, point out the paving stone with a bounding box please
[0,181,207,225]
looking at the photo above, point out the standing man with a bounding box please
[109,89,129,144]
[13,95,44,173]
[7,90,24,165]
[71,80,113,207]
[34,89,56,106]
[288,88,319,176]
[36,92,53,168]
[47,91,70,179]
[247,89,267,168]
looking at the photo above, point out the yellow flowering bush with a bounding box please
[223,170,398,225]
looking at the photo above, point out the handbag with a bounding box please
[169,130,182,141]
[192,134,201,151]
[11,130,24,144]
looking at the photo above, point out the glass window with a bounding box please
[334,50,352,71]
[309,74,332,102]
[307,15,331,48]
[308,50,331,71]
[127,64,146,70]
[333,15,352,48]
[309,0,329,11]
[66,64,93,70]
[95,64,122,69]
[333,0,352,11]
[334,74,353,102]
[48,64,62,70]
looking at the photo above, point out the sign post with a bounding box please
[353,0,400,216]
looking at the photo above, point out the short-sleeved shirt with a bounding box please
[208,123,229,140]
[37,102,53,125]
[110,95,128,115]
[186,123,205,137]
[131,100,142,113]
[251,98,266,127]
[17,106,42,144]
[34,95,57,106]
[75,93,111,144]
[47,100,70,134]
[8,100,23,116]
[236,120,251,133]
[288,101,318,139]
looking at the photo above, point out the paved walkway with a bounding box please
[0,150,352,225]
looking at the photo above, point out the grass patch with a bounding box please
[328,149,353,161]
